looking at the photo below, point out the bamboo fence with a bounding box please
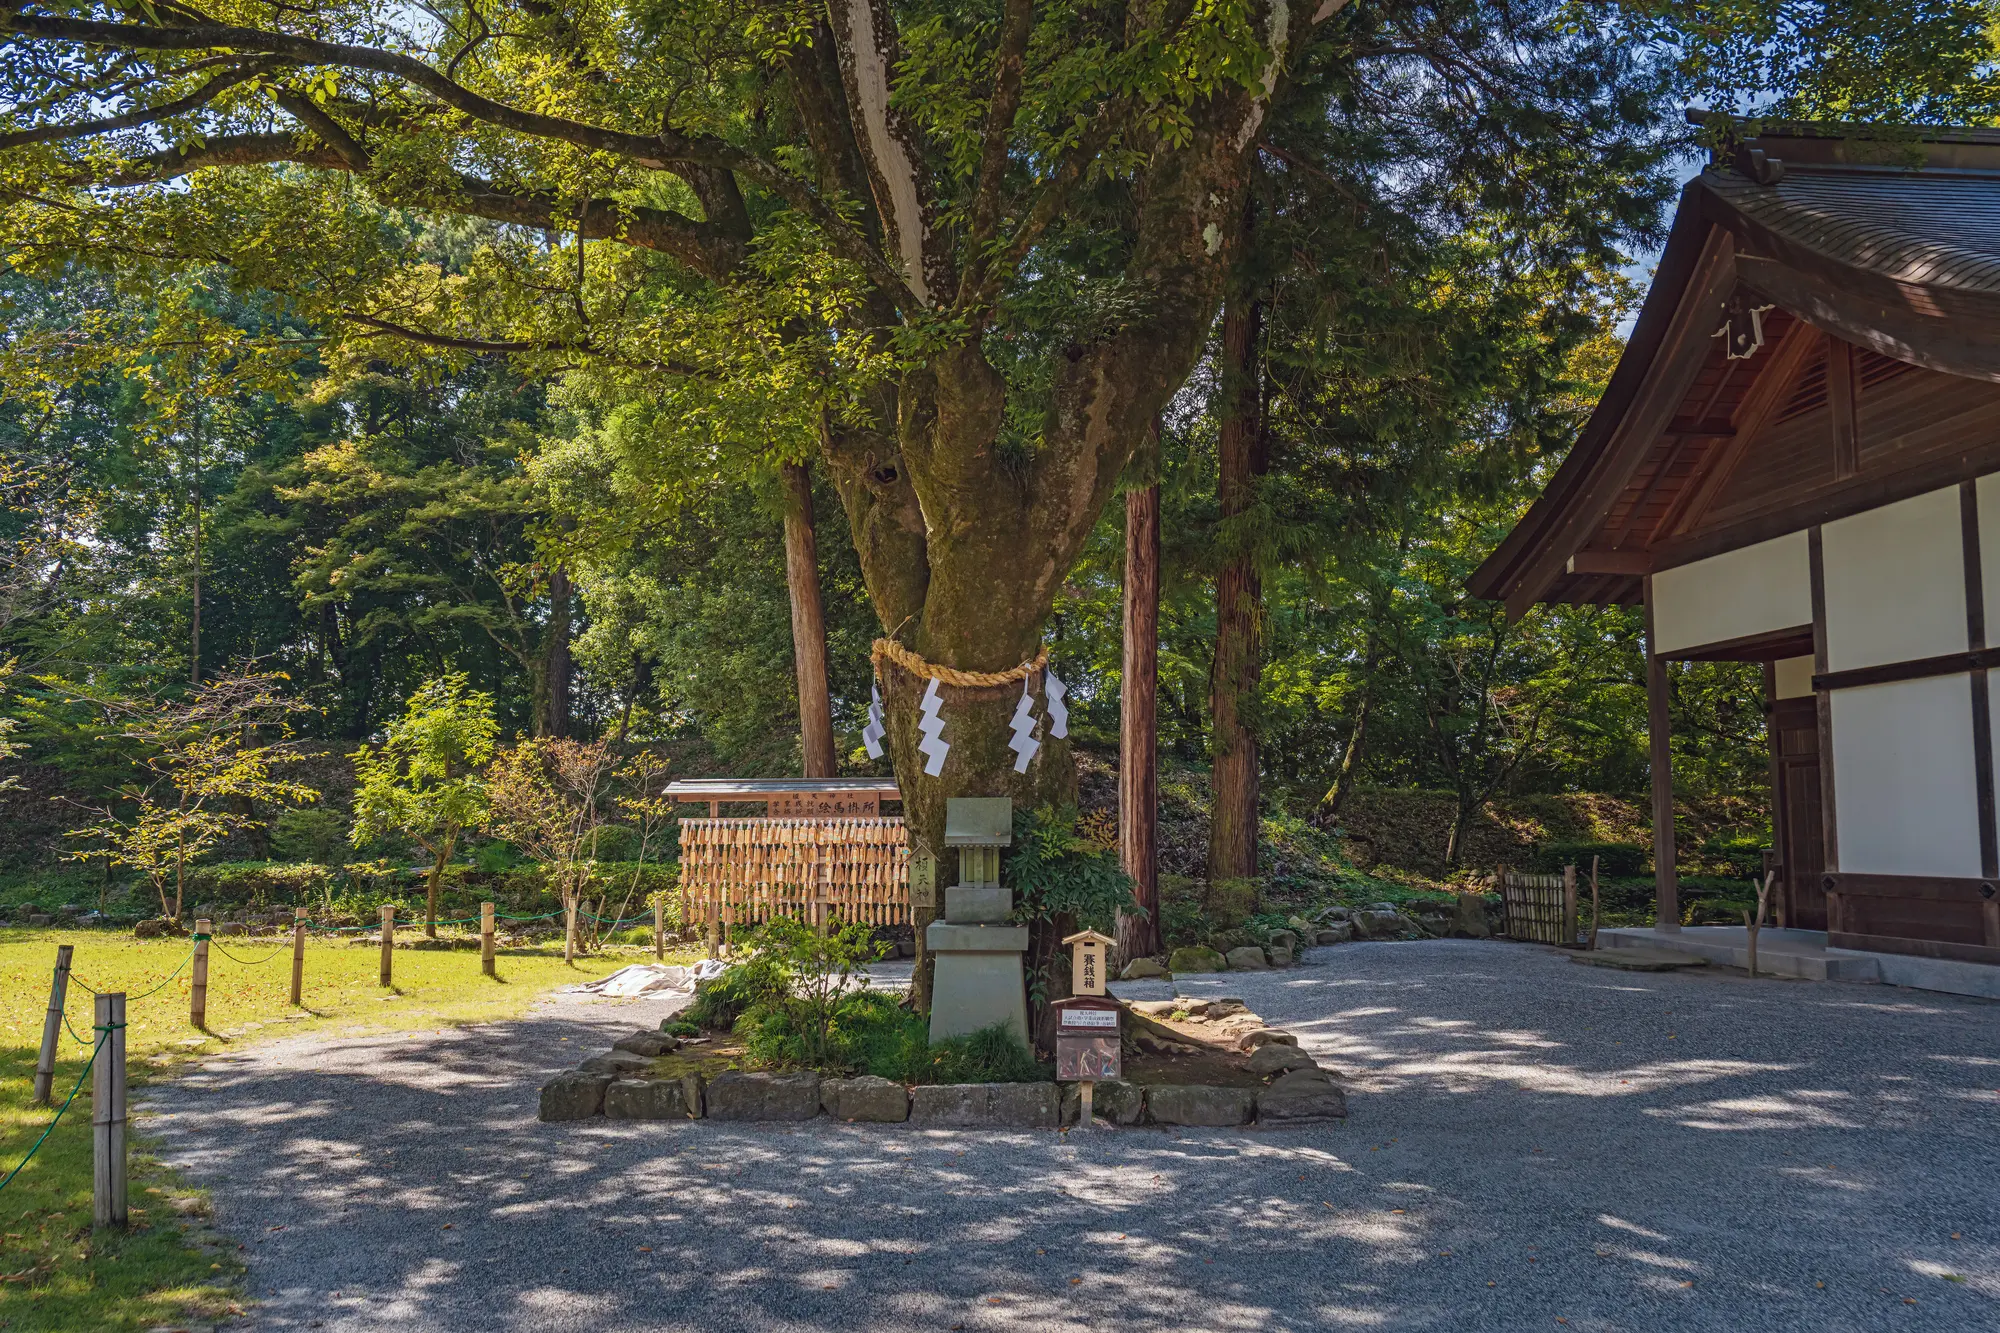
[1497,865,1578,947]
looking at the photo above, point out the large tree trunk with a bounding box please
[1117,478,1162,964]
[539,566,573,739]
[1208,294,1266,882]
[781,461,839,778]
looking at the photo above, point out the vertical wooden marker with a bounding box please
[191,920,212,1029]
[33,944,74,1105]
[652,897,665,961]
[290,907,307,1005]
[1563,863,1578,946]
[564,895,578,964]
[379,904,395,987]
[92,991,127,1230]
[481,901,496,978]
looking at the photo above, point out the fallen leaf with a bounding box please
[637,1247,652,1253]
[1070,1278,1082,1285]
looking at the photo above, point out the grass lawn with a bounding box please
[1,926,692,1331]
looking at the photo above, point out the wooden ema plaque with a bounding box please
[768,790,881,817]
[1055,996,1123,1083]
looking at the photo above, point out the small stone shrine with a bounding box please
[926,797,1029,1045]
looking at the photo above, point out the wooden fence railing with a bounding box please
[1497,865,1578,947]
[677,817,912,950]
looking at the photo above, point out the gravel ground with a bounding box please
[144,940,2000,1332]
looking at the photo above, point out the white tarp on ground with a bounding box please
[568,961,725,997]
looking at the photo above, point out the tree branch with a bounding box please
[0,60,272,149]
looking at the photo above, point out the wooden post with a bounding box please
[92,991,127,1230]
[1117,475,1163,964]
[481,901,497,977]
[1079,1080,1095,1128]
[1643,575,1680,931]
[33,944,73,1105]
[1563,863,1578,946]
[290,908,307,1006]
[1587,855,1602,951]
[1744,871,1776,979]
[652,896,665,961]
[191,920,212,1029]
[379,904,395,987]
[564,895,578,963]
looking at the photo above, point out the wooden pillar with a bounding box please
[563,895,578,963]
[481,902,497,977]
[33,944,73,1105]
[92,991,127,1231]
[290,908,307,1006]
[781,460,838,779]
[653,895,666,960]
[1643,576,1679,931]
[190,920,212,1027]
[379,904,395,987]
[1118,478,1162,963]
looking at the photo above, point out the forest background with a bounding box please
[0,0,1994,940]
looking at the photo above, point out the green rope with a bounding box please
[124,943,198,1002]
[209,939,289,966]
[0,1029,104,1195]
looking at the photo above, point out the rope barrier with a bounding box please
[0,1027,104,1196]
[871,637,1047,688]
[209,939,290,966]
[74,942,196,1004]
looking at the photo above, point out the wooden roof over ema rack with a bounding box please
[663,778,902,817]
[1469,114,2000,625]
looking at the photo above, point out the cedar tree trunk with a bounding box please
[1208,294,1266,882]
[781,461,839,779]
[1118,479,1163,963]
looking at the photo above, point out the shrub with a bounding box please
[1157,875,1206,948]
[684,952,789,1030]
[727,917,885,1069]
[1528,841,1648,878]
[917,1024,1048,1085]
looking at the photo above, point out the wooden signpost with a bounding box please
[1057,930,1121,1126]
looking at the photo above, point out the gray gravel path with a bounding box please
[145,941,2000,1332]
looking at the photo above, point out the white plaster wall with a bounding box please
[1773,656,1815,699]
[1822,486,1967,672]
[1976,473,2000,637]
[1651,531,1812,655]
[1830,674,1982,877]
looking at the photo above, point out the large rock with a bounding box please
[539,1070,612,1121]
[578,1050,655,1076]
[1146,1084,1254,1127]
[613,1030,679,1057]
[1451,893,1494,939]
[1167,946,1228,973]
[1247,1043,1319,1076]
[1255,1068,1349,1123]
[1268,945,1295,967]
[1061,1079,1146,1126]
[1238,1028,1299,1053]
[604,1074,704,1120]
[1351,909,1418,940]
[1315,924,1354,945]
[821,1076,909,1122]
[1224,946,1270,971]
[1119,958,1171,981]
[1206,997,1249,1017]
[909,1082,1059,1129]
[705,1071,822,1121]
[1266,930,1298,955]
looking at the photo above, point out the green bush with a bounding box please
[608,926,653,946]
[1528,841,1648,878]
[684,952,790,1030]
[917,1023,1048,1084]
[1157,875,1206,948]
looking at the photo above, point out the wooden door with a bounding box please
[1769,696,1826,930]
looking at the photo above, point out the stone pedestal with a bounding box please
[928,876,1032,1040]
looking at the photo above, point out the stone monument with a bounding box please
[926,797,1029,1045]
